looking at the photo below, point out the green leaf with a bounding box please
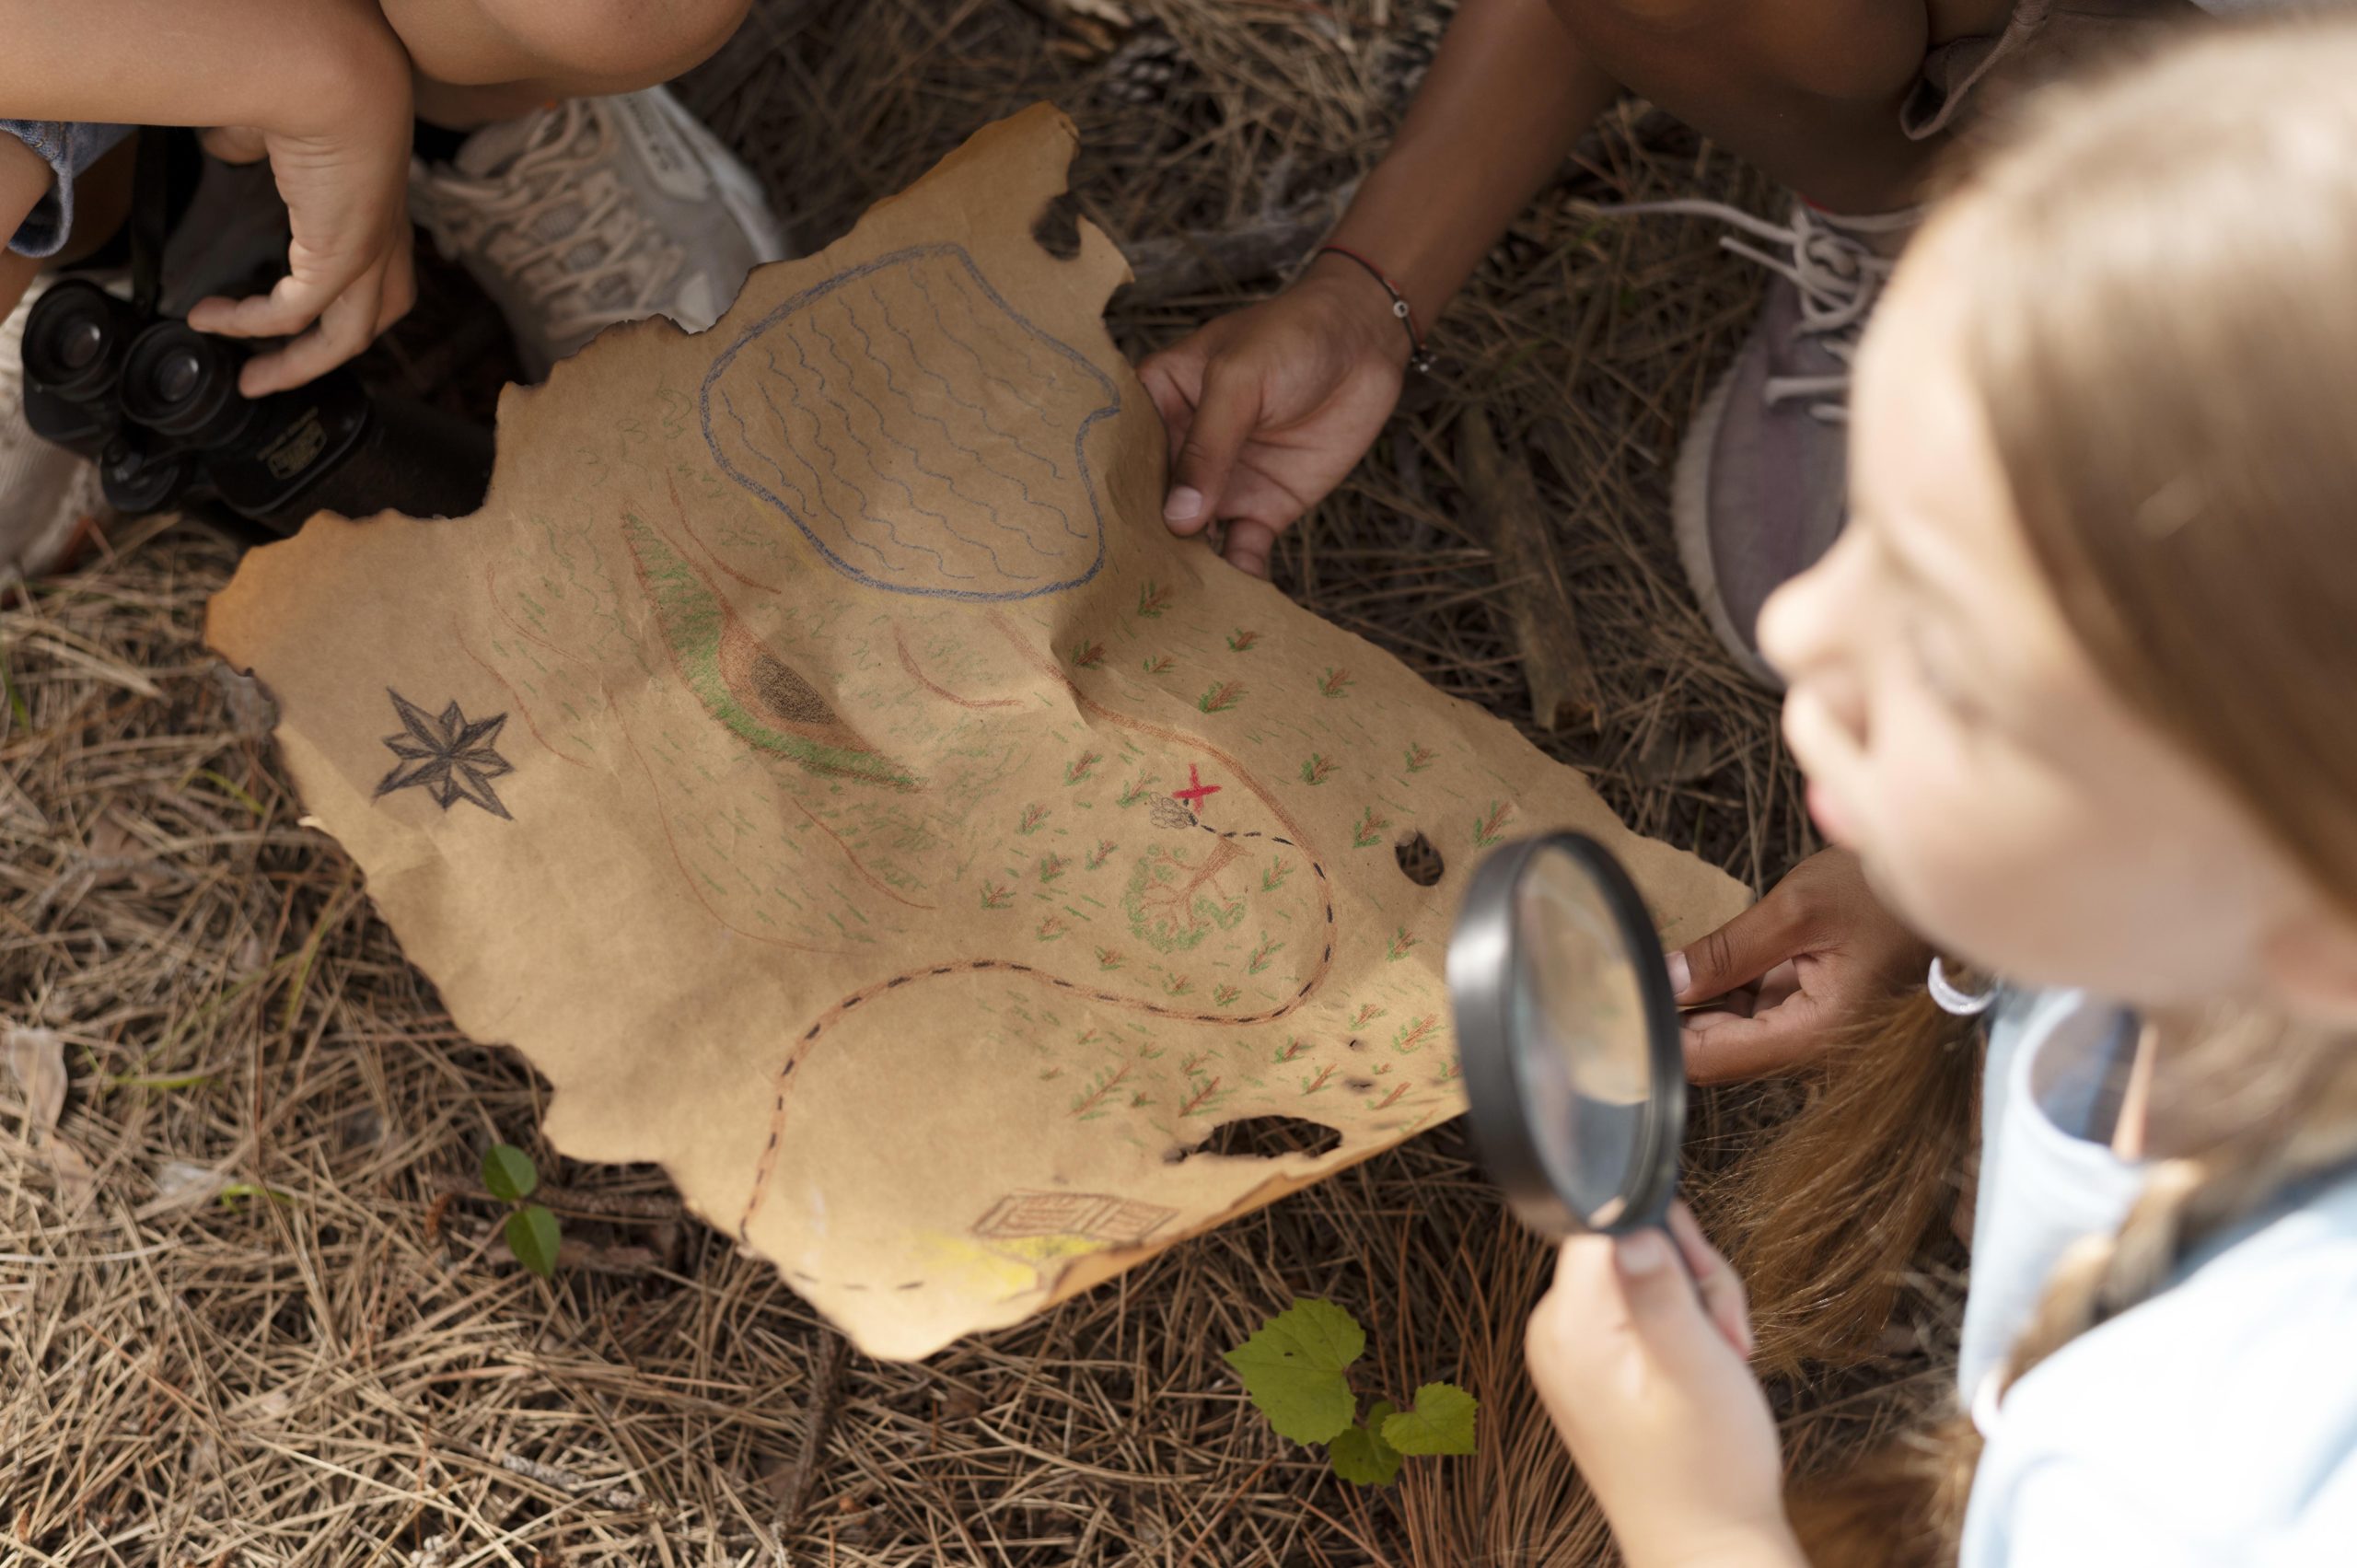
[482,1143,539,1202]
[215,1181,297,1211]
[102,1071,215,1090]
[1328,1400,1402,1486]
[1223,1298,1365,1445]
[1383,1382,1478,1457]
[505,1203,562,1278]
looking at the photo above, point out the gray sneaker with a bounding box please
[1617,200,1915,684]
[410,87,791,380]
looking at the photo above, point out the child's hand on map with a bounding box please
[1137,254,1410,577]
[1669,848,1932,1084]
[1527,1203,1804,1568]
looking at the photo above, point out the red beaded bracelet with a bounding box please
[1314,243,1435,374]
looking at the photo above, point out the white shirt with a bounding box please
[1957,990,2357,1564]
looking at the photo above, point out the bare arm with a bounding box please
[0,1,417,393]
[1138,0,1620,570]
[1323,0,1619,328]
[0,1,403,140]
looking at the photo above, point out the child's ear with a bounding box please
[2258,900,2357,1026]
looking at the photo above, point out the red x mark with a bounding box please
[1171,763,1221,817]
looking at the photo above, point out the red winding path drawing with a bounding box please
[733,610,1341,1260]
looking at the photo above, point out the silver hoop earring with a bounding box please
[1928,956,2000,1016]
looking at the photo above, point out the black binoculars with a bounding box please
[21,278,493,535]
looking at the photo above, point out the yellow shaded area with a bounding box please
[916,1229,1109,1298]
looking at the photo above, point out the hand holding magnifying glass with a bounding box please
[1451,833,1796,1566]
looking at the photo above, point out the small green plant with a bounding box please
[482,1143,562,1279]
[1224,1298,1476,1487]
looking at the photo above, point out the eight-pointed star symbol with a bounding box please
[374,689,516,819]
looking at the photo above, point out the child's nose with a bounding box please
[1755,531,1857,682]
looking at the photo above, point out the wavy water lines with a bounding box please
[799,317,1034,582]
[831,297,1062,562]
[702,244,1119,601]
[771,334,967,582]
[867,292,1087,546]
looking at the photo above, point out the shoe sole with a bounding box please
[1671,354,1785,691]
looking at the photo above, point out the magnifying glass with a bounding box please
[1447,831,1685,1238]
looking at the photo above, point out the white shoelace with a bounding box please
[415,101,683,339]
[1602,199,1917,423]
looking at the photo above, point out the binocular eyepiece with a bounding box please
[22,278,493,534]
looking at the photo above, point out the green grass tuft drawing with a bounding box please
[1197,680,1245,714]
[1390,1015,1439,1055]
[1070,1063,1131,1121]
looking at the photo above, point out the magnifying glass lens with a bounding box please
[1507,845,1660,1229]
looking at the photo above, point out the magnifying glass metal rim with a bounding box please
[1448,830,1686,1239]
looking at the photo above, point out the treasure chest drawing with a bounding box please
[972,1190,1178,1247]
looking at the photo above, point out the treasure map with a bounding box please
[207,105,1747,1359]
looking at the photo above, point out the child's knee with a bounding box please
[1561,0,1933,103]
[464,0,751,88]
[1557,0,1741,41]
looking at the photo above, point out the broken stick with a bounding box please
[1459,408,1601,731]
[773,1328,852,1535]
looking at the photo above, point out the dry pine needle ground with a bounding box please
[4,3,1948,1563]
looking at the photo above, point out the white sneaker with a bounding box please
[410,87,792,379]
[0,278,108,579]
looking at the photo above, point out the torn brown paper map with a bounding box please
[206,105,1747,1359]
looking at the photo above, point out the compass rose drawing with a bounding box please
[373,689,516,819]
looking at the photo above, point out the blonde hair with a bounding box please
[1759,16,2357,1562]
